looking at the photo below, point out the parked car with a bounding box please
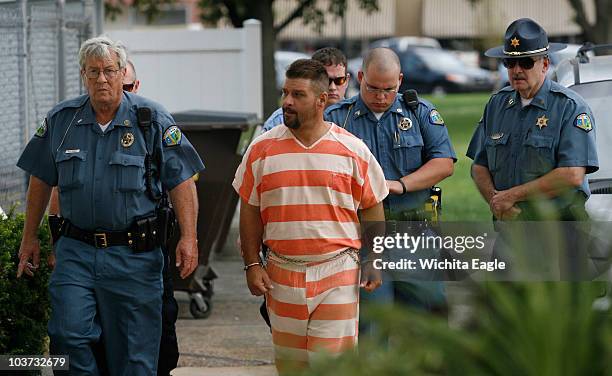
[553,44,612,303]
[551,44,612,221]
[397,47,495,94]
[348,47,494,95]
[275,50,309,90]
[370,36,441,50]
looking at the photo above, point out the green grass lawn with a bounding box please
[422,93,492,221]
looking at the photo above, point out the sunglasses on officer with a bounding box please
[502,57,542,70]
[329,74,349,86]
[123,82,136,92]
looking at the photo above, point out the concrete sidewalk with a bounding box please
[172,365,276,376]
[170,221,277,376]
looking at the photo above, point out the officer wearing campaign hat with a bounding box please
[467,18,598,277]
[484,17,567,58]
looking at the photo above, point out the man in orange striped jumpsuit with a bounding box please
[233,59,388,373]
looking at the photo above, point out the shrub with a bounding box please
[295,282,612,376]
[0,208,52,357]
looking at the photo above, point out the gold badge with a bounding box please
[121,132,135,148]
[510,37,520,48]
[536,115,548,129]
[398,117,412,131]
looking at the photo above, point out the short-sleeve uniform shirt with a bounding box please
[468,78,598,205]
[17,93,205,231]
[325,94,456,214]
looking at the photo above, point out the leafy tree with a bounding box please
[567,0,612,46]
[197,0,379,117]
[105,0,380,118]
[470,0,611,47]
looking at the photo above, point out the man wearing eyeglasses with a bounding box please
[16,36,205,375]
[467,19,598,277]
[48,56,181,376]
[325,48,456,332]
[263,47,350,132]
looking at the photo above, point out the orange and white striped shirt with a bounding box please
[233,122,388,262]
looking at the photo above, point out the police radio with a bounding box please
[137,107,177,250]
[401,89,443,223]
[137,107,159,201]
[402,89,419,113]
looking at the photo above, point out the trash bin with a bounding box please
[169,110,259,318]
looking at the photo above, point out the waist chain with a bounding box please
[268,248,359,266]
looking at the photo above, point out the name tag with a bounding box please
[65,149,80,154]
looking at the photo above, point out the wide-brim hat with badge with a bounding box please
[484,18,566,58]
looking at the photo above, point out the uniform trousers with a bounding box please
[48,236,163,375]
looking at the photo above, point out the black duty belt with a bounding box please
[61,217,160,251]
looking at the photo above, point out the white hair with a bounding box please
[78,35,127,70]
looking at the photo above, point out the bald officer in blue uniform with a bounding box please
[326,48,456,319]
[468,19,598,276]
[16,36,205,375]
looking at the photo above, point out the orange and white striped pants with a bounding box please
[265,252,360,372]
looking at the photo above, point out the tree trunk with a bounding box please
[247,0,278,119]
[593,0,612,46]
[569,0,611,45]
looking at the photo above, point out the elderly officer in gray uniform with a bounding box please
[467,19,598,277]
[16,36,205,375]
[326,48,456,321]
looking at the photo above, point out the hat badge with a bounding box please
[510,37,520,48]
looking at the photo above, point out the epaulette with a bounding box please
[47,94,89,118]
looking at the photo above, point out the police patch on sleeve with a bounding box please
[429,109,445,126]
[35,118,48,138]
[574,113,592,133]
[163,125,182,147]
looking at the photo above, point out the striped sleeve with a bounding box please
[232,142,260,206]
[359,150,388,210]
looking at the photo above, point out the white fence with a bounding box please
[108,20,263,118]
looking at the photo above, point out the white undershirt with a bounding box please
[520,97,533,107]
[98,120,111,133]
[373,112,384,120]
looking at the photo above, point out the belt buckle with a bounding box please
[94,233,108,248]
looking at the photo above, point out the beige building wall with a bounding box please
[421,0,595,39]
[395,0,423,36]
[275,0,396,41]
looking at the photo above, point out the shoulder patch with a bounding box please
[574,113,592,133]
[35,118,48,138]
[163,125,182,146]
[429,109,445,126]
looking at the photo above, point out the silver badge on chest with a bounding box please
[121,132,135,148]
[398,117,412,131]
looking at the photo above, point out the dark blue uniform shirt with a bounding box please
[468,78,598,208]
[325,93,456,215]
[17,92,205,231]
